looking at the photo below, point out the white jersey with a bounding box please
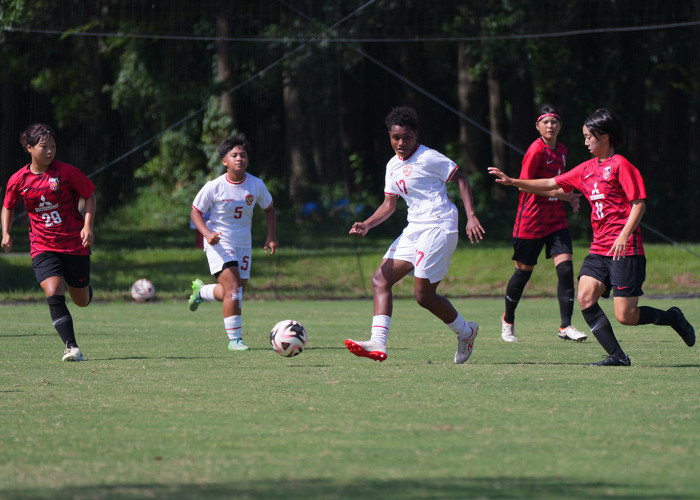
[384,144,459,232]
[192,172,273,249]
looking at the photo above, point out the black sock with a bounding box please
[47,295,77,348]
[556,261,575,328]
[637,305,674,326]
[504,268,532,323]
[581,303,623,356]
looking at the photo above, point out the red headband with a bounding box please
[537,113,561,122]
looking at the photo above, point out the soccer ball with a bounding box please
[130,278,155,302]
[270,319,307,357]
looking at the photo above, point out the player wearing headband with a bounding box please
[499,104,586,343]
[489,108,695,366]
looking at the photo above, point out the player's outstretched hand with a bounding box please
[265,238,278,255]
[349,222,369,238]
[487,167,513,185]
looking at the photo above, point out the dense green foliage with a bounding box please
[1,1,698,240]
[1,299,698,498]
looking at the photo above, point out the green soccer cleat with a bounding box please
[228,338,250,351]
[188,279,204,311]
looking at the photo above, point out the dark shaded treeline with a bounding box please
[1,0,698,239]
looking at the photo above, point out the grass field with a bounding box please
[1,298,698,499]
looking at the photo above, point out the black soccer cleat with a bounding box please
[589,353,631,367]
[668,307,695,347]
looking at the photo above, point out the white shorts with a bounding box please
[204,245,252,279]
[383,225,458,284]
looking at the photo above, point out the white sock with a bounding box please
[224,315,242,340]
[370,315,391,346]
[200,284,217,301]
[447,314,469,335]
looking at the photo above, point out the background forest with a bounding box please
[1,0,699,242]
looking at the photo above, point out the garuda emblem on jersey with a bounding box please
[245,194,254,206]
[402,165,412,176]
[48,177,59,191]
[603,166,612,180]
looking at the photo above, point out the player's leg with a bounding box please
[33,253,83,361]
[502,238,540,342]
[578,255,629,366]
[613,255,695,346]
[552,254,586,342]
[411,228,478,363]
[345,258,412,362]
[217,262,248,351]
[189,246,230,310]
[65,254,93,307]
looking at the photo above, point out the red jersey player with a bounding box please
[489,108,695,366]
[2,124,96,362]
[500,104,586,344]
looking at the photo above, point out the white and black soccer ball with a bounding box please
[130,278,155,302]
[270,319,307,357]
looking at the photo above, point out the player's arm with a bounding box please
[488,167,559,193]
[452,170,485,243]
[349,194,398,238]
[263,204,278,255]
[1,206,14,253]
[608,199,646,260]
[191,207,220,245]
[80,193,96,247]
[523,187,581,213]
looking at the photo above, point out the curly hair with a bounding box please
[218,134,251,158]
[385,106,419,132]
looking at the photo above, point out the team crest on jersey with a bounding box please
[245,194,254,206]
[48,177,59,191]
[603,166,611,180]
[402,165,412,176]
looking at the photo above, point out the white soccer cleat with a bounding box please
[501,314,517,342]
[454,322,478,364]
[345,338,387,362]
[558,325,587,342]
[62,347,84,362]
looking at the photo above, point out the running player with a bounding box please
[345,106,485,364]
[500,104,586,343]
[187,134,277,351]
[2,124,97,362]
[489,108,695,366]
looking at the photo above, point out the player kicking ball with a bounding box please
[489,108,695,366]
[346,106,485,364]
[188,134,277,351]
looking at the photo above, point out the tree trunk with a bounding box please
[216,12,235,120]
[457,43,487,174]
[283,66,309,203]
[488,65,507,201]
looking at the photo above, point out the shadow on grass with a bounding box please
[0,476,678,499]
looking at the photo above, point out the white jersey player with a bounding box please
[188,134,278,351]
[345,106,485,364]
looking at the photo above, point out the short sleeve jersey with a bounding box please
[383,145,459,232]
[513,138,569,238]
[192,172,273,249]
[3,160,96,257]
[555,154,646,256]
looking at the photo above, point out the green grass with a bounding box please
[1,298,698,499]
[2,243,699,302]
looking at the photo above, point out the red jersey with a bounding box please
[513,138,568,238]
[3,160,96,257]
[555,154,645,256]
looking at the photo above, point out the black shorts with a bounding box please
[512,228,573,266]
[214,259,239,278]
[578,253,646,298]
[32,252,91,288]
